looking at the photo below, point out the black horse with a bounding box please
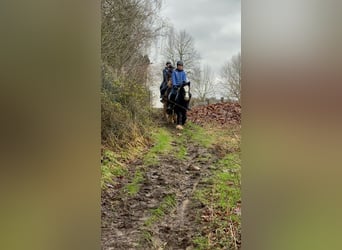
[170,81,191,129]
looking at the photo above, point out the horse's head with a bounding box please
[181,81,191,101]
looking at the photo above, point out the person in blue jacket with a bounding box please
[167,60,188,111]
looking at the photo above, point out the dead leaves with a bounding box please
[188,102,241,125]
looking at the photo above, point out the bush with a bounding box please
[101,63,152,150]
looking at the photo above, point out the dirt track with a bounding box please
[101,111,240,249]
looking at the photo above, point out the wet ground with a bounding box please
[101,121,224,249]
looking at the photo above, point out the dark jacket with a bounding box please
[162,67,168,84]
[166,68,173,83]
[160,67,168,90]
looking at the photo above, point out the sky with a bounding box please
[150,0,241,107]
[152,0,240,73]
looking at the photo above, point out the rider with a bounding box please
[160,61,171,100]
[168,60,188,111]
[161,64,174,102]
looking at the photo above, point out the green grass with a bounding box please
[192,152,241,249]
[125,170,144,196]
[174,124,188,160]
[143,194,177,227]
[143,128,172,166]
[176,145,187,159]
[101,149,128,189]
[121,128,174,195]
[194,185,211,207]
[183,122,213,148]
[193,235,209,250]
[215,154,241,209]
[139,194,177,247]
[141,230,153,244]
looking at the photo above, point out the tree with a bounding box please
[220,52,241,103]
[162,28,200,74]
[101,0,164,149]
[192,64,216,101]
[101,0,163,81]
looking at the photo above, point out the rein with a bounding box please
[167,99,191,111]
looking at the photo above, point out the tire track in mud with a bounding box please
[101,123,218,250]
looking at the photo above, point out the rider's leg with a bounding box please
[159,82,164,98]
[160,81,168,98]
[168,88,176,110]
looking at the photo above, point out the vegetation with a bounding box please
[220,52,241,103]
[191,64,216,102]
[193,125,241,249]
[125,170,144,196]
[101,149,127,189]
[144,194,177,228]
[183,122,214,148]
[101,0,163,151]
[143,128,173,166]
[162,28,200,73]
[101,1,242,249]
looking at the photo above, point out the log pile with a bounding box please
[187,102,241,125]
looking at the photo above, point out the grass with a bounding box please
[143,128,172,166]
[101,127,173,190]
[101,128,173,195]
[215,154,241,209]
[176,145,187,160]
[123,128,174,196]
[173,121,215,162]
[126,136,176,195]
[193,235,209,250]
[193,152,241,249]
[101,149,128,189]
[143,194,177,227]
[140,194,177,247]
[141,230,153,244]
[183,122,214,148]
[191,124,241,249]
[125,170,144,196]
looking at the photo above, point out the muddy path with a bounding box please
[101,119,222,249]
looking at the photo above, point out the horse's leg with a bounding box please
[176,108,182,125]
[175,109,183,130]
[182,109,187,125]
[168,108,173,123]
[180,101,188,125]
[163,102,167,120]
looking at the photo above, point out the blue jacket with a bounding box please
[172,69,188,87]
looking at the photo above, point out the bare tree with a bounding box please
[101,0,164,80]
[101,0,165,148]
[221,52,241,103]
[162,28,200,74]
[192,64,216,101]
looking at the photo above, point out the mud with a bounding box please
[101,123,218,250]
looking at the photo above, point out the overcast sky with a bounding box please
[150,0,240,107]
[153,0,240,75]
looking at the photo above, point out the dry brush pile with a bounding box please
[188,102,241,125]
